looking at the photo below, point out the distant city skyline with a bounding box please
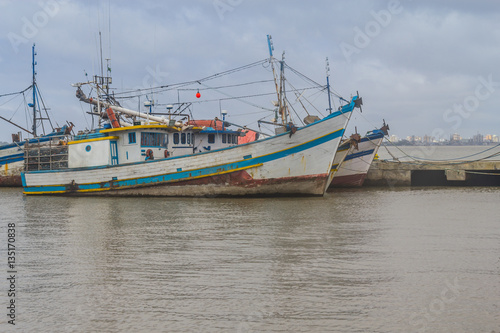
[389,132,499,144]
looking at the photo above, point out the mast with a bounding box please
[279,51,287,124]
[326,57,333,114]
[267,35,289,124]
[267,35,280,123]
[31,43,37,137]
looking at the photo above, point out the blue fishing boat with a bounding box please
[0,44,71,186]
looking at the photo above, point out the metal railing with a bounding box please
[24,136,69,171]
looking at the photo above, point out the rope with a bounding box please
[381,141,500,165]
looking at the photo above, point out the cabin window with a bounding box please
[181,133,186,144]
[222,134,226,144]
[232,135,236,144]
[208,134,215,144]
[173,133,179,144]
[187,133,191,144]
[128,132,136,144]
[141,132,167,147]
[192,134,195,145]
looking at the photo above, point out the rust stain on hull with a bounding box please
[0,176,22,187]
[60,171,329,197]
[329,173,366,188]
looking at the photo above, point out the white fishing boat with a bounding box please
[22,98,357,196]
[0,44,71,186]
[22,38,361,196]
[325,133,359,189]
[330,122,389,188]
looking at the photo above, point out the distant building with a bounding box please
[396,132,498,145]
[408,135,422,143]
[423,135,433,144]
[472,133,483,144]
[450,133,461,142]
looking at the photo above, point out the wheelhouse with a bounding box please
[25,121,246,171]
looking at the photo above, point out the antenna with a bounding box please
[266,34,274,58]
[105,58,111,95]
[99,31,104,79]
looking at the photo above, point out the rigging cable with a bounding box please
[0,86,32,99]
[0,92,24,107]
[112,59,270,98]
[284,62,343,99]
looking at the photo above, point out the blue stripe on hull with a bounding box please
[360,132,384,142]
[0,153,24,166]
[24,128,344,194]
[344,149,375,161]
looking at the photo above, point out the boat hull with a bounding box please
[22,106,355,197]
[330,132,384,188]
[0,147,24,187]
[71,172,328,197]
[330,172,367,187]
[325,142,353,189]
[0,174,22,187]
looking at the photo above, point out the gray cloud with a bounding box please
[1,0,500,142]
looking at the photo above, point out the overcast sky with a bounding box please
[1,0,500,143]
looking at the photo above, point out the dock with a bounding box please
[365,159,500,186]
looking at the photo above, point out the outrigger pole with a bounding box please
[75,87,176,126]
[0,115,33,135]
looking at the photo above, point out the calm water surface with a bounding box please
[0,186,499,332]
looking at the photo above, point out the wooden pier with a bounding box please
[365,159,500,186]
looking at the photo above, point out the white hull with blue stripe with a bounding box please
[22,98,358,197]
[330,128,386,188]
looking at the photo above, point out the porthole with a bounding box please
[85,145,91,152]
